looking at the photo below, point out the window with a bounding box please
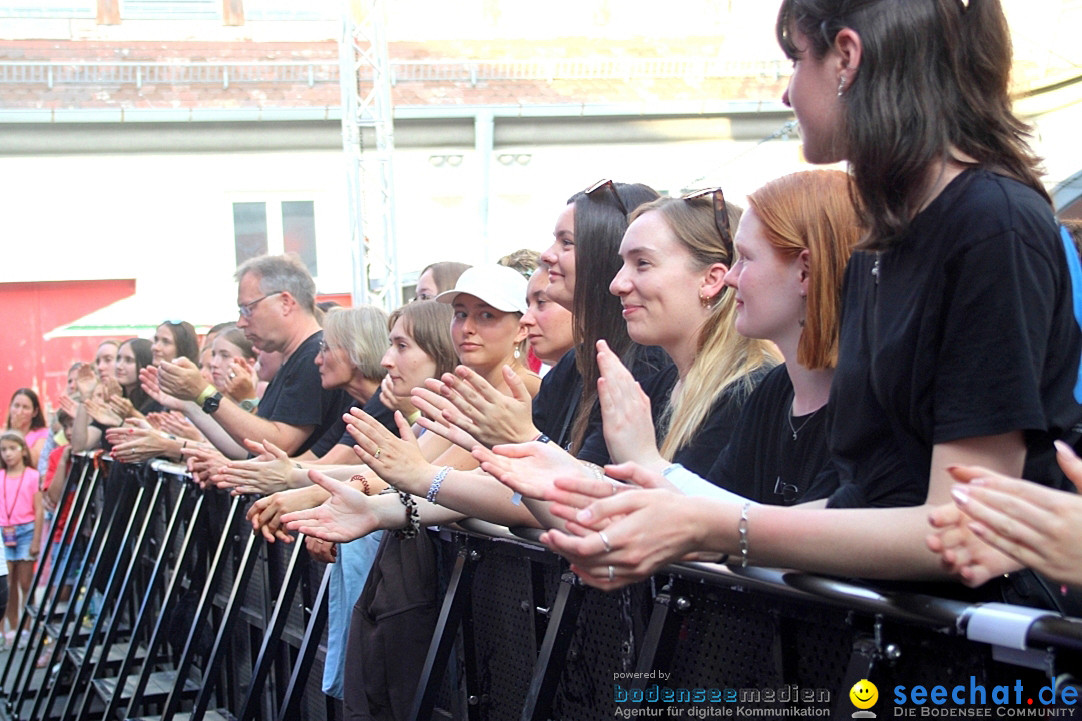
[233,202,268,266]
[282,201,317,276]
[120,0,218,20]
[232,200,318,276]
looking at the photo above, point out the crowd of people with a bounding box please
[6,0,1082,717]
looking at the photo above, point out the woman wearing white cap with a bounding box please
[258,267,535,720]
[435,264,540,399]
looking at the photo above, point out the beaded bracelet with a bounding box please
[393,488,420,539]
[352,473,371,496]
[738,501,751,568]
[426,466,452,504]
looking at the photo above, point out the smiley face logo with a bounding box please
[850,679,878,710]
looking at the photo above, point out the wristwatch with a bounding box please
[202,392,223,415]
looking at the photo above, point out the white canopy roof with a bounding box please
[44,282,239,339]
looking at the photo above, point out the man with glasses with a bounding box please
[158,254,352,458]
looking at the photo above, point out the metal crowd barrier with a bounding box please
[413,523,1082,719]
[0,452,329,721]
[4,453,1082,720]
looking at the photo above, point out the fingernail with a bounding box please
[576,508,593,522]
[1054,440,1072,455]
[951,486,969,505]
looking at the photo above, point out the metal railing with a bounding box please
[0,57,790,90]
[13,452,1075,719]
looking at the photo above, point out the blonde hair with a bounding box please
[630,196,779,460]
[746,170,863,370]
[323,306,390,382]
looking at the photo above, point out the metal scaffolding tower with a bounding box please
[339,0,399,310]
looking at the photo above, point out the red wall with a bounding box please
[0,280,135,422]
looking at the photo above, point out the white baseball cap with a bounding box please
[435,264,529,314]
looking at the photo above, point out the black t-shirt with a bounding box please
[823,169,1082,508]
[332,392,399,451]
[576,345,672,467]
[707,364,834,505]
[531,349,583,450]
[640,363,771,479]
[258,331,354,457]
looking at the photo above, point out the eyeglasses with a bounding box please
[584,178,629,217]
[238,291,283,319]
[682,187,733,255]
[317,339,335,356]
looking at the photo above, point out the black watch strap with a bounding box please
[202,392,223,414]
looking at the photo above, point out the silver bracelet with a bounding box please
[426,466,452,504]
[738,501,752,568]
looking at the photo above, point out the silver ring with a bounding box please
[598,530,613,553]
[228,371,236,379]
[374,448,382,460]
[607,565,615,582]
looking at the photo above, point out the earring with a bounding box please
[700,292,713,308]
[837,73,847,97]
[798,292,807,327]
[513,347,521,360]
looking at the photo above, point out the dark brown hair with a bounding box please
[776,0,1047,248]
[6,388,45,432]
[565,182,660,454]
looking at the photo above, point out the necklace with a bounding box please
[787,403,821,441]
[2,467,27,526]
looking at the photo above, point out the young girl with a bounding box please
[585,170,859,504]
[151,320,200,367]
[601,190,777,476]
[209,326,259,405]
[0,430,42,643]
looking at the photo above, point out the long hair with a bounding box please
[419,262,472,298]
[747,170,864,370]
[120,338,154,411]
[776,0,1046,248]
[0,430,32,471]
[629,197,779,460]
[6,388,45,432]
[215,326,257,362]
[566,182,661,454]
[387,300,458,380]
[158,320,200,364]
[324,306,390,383]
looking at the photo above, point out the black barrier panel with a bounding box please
[11,455,1082,721]
[0,454,331,721]
[414,525,1082,720]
